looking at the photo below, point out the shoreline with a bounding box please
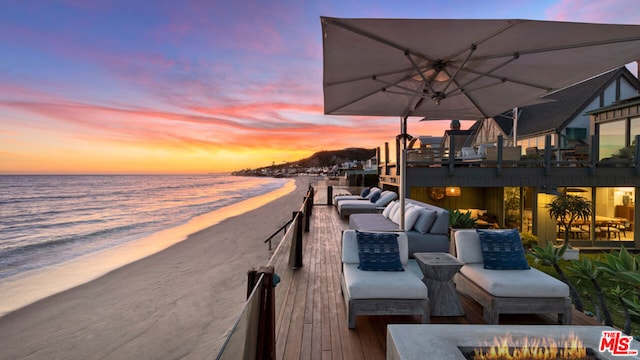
[0,178,298,318]
[0,176,314,359]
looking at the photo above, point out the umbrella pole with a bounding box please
[399,116,407,231]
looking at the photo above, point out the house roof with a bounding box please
[586,94,640,115]
[514,67,640,137]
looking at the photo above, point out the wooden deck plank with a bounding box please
[274,189,601,360]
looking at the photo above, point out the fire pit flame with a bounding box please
[467,333,597,360]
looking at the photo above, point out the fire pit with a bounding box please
[387,325,639,360]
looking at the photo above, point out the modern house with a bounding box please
[378,67,640,249]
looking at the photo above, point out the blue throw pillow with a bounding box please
[477,228,530,270]
[369,191,381,203]
[356,231,404,271]
[360,188,371,197]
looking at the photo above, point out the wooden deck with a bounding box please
[273,193,600,360]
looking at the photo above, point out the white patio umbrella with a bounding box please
[321,17,640,230]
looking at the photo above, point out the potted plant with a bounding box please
[545,193,592,260]
[449,209,478,229]
[448,209,477,255]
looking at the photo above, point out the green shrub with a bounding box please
[520,232,538,249]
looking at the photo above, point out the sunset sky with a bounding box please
[2,1,640,174]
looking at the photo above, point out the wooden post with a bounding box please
[289,211,303,269]
[304,195,312,232]
[327,186,333,205]
[255,266,275,360]
[496,135,503,176]
[544,135,552,175]
[635,135,640,176]
[449,135,455,176]
[247,268,258,299]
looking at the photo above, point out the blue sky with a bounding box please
[1,0,639,173]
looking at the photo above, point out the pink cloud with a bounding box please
[546,0,640,23]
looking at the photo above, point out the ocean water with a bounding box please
[0,174,289,280]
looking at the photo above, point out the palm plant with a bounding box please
[545,193,592,248]
[607,286,634,335]
[567,257,612,326]
[530,242,584,312]
[597,247,640,334]
[449,209,477,229]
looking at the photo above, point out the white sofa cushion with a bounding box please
[342,230,408,266]
[404,205,421,230]
[343,263,428,299]
[460,263,569,298]
[382,201,395,218]
[388,201,401,220]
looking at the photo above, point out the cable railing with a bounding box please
[216,184,314,360]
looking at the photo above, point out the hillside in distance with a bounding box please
[232,147,376,176]
[293,148,376,168]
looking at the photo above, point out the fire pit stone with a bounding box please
[387,325,639,360]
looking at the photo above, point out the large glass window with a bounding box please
[631,117,640,147]
[599,120,626,159]
[595,187,635,242]
[519,135,556,150]
[504,187,521,229]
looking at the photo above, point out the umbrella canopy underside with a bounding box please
[322,17,640,120]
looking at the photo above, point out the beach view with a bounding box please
[2,1,640,360]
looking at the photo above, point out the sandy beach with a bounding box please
[0,176,315,360]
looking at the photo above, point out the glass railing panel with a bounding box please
[216,273,264,360]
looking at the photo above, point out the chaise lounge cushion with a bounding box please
[337,191,398,216]
[343,264,427,299]
[334,187,381,205]
[342,230,426,300]
[460,264,569,298]
[454,229,569,298]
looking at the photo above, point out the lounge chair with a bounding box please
[340,230,429,328]
[334,187,381,207]
[452,229,572,325]
[337,190,397,217]
[461,144,495,161]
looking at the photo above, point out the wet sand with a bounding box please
[0,176,315,360]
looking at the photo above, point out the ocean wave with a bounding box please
[0,175,287,279]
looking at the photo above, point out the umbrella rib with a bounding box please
[324,67,414,87]
[440,44,477,95]
[446,54,521,96]
[472,35,640,61]
[458,67,553,92]
[324,86,386,114]
[326,18,436,62]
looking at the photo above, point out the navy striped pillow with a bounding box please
[477,229,530,270]
[356,231,404,271]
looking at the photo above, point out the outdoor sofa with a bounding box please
[348,199,450,256]
[452,229,572,325]
[340,229,429,328]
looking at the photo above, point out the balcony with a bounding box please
[379,137,639,189]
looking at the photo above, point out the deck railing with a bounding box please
[401,134,640,174]
[216,184,314,360]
